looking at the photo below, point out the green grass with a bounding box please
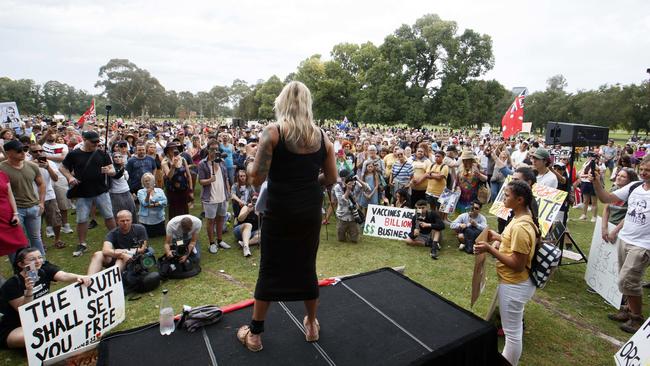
[0,164,645,365]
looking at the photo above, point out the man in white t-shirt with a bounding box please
[198,139,231,253]
[592,154,650,334]
[164,214,202,263]
[530,148,558,189]
[510,141,529,168]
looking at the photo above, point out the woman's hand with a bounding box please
[487,229,501,242]
[473,241,492,255]
[77,276,91,286]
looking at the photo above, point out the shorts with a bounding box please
[44,199,62,227]
[75,192,114,224]
[53,184,72,210]
[426,194,440,210]
[579,182,595,196]
[337,219,360,243]
[233,224,258,241]
[617,239,650,297]
[0,317,21,349]
[202,201,228,219]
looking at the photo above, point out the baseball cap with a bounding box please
[82,131,100,142]
[530,148,550,161]
[3,140,26,152]
[237,138,247,145]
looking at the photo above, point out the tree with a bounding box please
[254,76,284,120]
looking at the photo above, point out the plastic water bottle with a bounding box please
[159,289,175,335]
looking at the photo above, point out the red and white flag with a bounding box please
[501,89,526,139]
[78,98,96,127]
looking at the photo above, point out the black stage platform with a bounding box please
[97,268,499,365]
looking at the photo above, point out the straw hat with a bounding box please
[460,150,476,160]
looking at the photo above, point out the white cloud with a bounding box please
[1,0,649,94]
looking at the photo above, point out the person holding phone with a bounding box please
[0,247,90,349]
[0,169,28,257]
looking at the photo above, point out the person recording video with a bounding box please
[404,199,445,259]
[164,214,202,264]
[86,210,149,275]
[333,168,370,243]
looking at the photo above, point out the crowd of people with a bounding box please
[0,84,648,364]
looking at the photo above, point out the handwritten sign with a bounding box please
[363,204,415,240]
[438,188,460,214]
[614,317,650,366]
[19,267,125,366]
[585,217,623,308]
[489,178,567,237]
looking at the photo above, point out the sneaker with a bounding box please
[46,226,55,238]
[573,203,584,209]
[620,314,645,334]
[458,244,465,251]
[590,216,597,222]
[72,243,88,257]
[587,206,592,212]
[430,246,439,260]
[88,219,98,229]
[607,308,630,322]
[578,214,587,220]
[238,240,244,248]
[209,243,219,254]
[61,224,74,234]
[218,240,231,249]
[243,245,251,257]
[436,242,441,250]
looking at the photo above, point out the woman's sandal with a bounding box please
[54,240,66,249]
[237,326,263,352]
[303,316,320,342]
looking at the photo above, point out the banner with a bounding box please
[362,204,415,241]
[489,178,567,237]
[0,101,21,129]
[19,267,125,366]
[614,316,650,365]
[501,89,527,139]
[438,188,460,214]
[77,99,96,127]
[585,217,623,308]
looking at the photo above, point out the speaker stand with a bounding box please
[557,231,587,266]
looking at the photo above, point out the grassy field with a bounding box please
[0,161,645,365]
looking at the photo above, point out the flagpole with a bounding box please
[104,105,111,150]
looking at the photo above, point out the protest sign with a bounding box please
[532,184,567,237]
[0,101,21,129]
[471,228,489,307]
[480,126,491,136]
[19,266,125,366]
[614,316,650,366]
[363,204,415,241]
[522,122,532,133]
[438,188,460,214]
[489,176,512,220]
[585,217,623,309]
[489,178,567,237]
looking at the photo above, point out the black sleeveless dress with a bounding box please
[254,127,326,301]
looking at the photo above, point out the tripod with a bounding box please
[556,144,588,266]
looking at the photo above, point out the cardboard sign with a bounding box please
[362,204,415,241]
[480,126,491,136]
[585,217,623,309]
[614,317,650,366]
[471,228,489,307]
[19,267,125,366]
[522,122,532,133]
[0,101,21,129]
[438,188,460,214]
[489,178,567,237]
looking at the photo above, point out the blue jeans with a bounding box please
[18,205,45,256]
[491,181,503,202]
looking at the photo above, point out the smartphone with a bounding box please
[37,156,47,163]
[27,263,39,283]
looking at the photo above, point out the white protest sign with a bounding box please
[480,126,491,136]
[19,266,125,366]
[438,188,460,214]
[0,101,21,129]
[522,122,532,133]
[363,204,415,240]
[585,217,623,308]
[614,317,650,366]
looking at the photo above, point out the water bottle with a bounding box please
[159,289,175,335]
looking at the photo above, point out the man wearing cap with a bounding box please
[0,140,47,256]
[60,131,117,257]
[233,138,248,172]
[530,147,558,189]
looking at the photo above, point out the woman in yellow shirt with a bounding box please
[474,180,538,366]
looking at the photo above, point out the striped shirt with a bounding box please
[391,161,414,183]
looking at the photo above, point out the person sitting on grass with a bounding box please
[0,247,90,349]
[450,200,487,254]
[86,210,149,275]
[234,192,261,257]
[404,199,445,259]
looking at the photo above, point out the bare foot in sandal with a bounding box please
[303,316,320,342]
[237,325,263,352]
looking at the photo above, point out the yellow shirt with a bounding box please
[411,158,432,191]
[496,215,537,284]
[426,163,448,197]
[384,153,398,179]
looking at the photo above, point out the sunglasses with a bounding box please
[30,150,44,154]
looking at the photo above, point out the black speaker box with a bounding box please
[545,122,609,147]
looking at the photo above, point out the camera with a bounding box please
[171,238,189,257]
[345,174,357,184]
[128,240,155,273]
[213,151,228,163]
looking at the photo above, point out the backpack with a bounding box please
[529,224,561,289]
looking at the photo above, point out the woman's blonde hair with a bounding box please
[141,172,155,189]
[274,81,319,148]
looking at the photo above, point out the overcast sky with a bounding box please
[1,0,649,95]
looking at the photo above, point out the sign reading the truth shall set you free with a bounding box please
[363,204,415,240]
[19,266,125,366]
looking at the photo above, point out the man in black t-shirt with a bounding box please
[60,131,117,257]
[87,210,148,275]
[404,200,445,259]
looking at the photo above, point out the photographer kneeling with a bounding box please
[87,210,151,275]
[333,169,370,243]
[159,215,202,279]
[404,199,445,259]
